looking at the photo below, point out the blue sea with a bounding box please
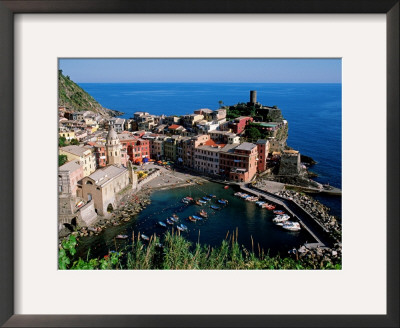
[80,83,342,216]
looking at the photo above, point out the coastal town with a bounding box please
[59,87,342,269]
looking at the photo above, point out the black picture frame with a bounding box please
[0,1,398,327]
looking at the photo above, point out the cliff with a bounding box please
[58,70,122,117]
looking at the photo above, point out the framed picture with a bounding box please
[0,0,398,327]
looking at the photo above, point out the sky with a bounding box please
[59,58,341,83]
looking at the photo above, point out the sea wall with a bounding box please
[137,169,161,190]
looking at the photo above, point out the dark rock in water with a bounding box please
[307,171,318,178]
[301,154,317,166]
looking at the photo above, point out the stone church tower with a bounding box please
[106,125,122,166]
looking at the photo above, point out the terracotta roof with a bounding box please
[169,124,182,130]
[204,139,226,148]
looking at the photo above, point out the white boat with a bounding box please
[141,234,150,240]
[282,221,301,231]
[273,214,290,223]
[116,234,128,239]
[177,224,188,232]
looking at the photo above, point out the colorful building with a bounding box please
[219,142,258,182]
[229,116,253,134]
[256,139,270,172]
[59,145,96,177]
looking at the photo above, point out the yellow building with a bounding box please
[59,145,96,177]
[59,130,76,141]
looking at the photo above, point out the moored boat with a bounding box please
[158,221,167,227]
[198,199,207,204]
[273,210,285,215]
[177,224,188,232]
[202,196,211,201]
[210,205,220,210]
[170,216,178,223]
[282,221,301,231]
[188,216,197,222]
[245,196,259,202]
[141,234,150,241]
[198,210,208,218]
[224,185,229,189]
[166,218,174,225]
[192,215,203,221]
[116,234,128,239]
[217,199,228,205]
[272,214,290,223]
[208,194,216,198]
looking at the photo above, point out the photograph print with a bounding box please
[58,58,342,270]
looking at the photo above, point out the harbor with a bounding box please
[74,180,318,260]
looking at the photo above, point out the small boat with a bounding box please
[185,196,193,201]
[234,192,243,197]
[158,221,167,227]
[217,199,228,205]
[262,203,276,210]
[224,185,229,189]
[272,214,290,223]
[192,215,203,221]
[182,198,189,204]
[245,196,259,202]
[210,205,220,210]
[282,221,301,231]
[188,216,197,222]
[256,201,266,206]
[141,234,150,241]
[177,224,188,232]
[240,194,250,199]
[198,200,207,204]
[172,214,179,219]
[116,234,128,239]
[195,200,202,206]
[274,222,284,226]
[166,218,174,225]
[208,194,216,198]
[202,197,211,201]
[198,210,208,218]
[196,181,203,185]
[170,216,178,223]
[273,210,285,215]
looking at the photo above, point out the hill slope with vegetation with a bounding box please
[58,70,122,117]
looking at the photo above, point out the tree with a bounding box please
[59,136,67,147]
[218,100,224,108]
[247,127,261,141]
[59,154,68,166]
[70,138,80,145]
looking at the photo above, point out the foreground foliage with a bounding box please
[59,232,341,270]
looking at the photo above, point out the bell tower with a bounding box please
[106,125,122,166]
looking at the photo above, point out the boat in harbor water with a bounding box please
[141,234,150,241]
[282,222,301,231]
[116,234,128,239]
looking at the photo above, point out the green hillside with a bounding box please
[58,70,122,117]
